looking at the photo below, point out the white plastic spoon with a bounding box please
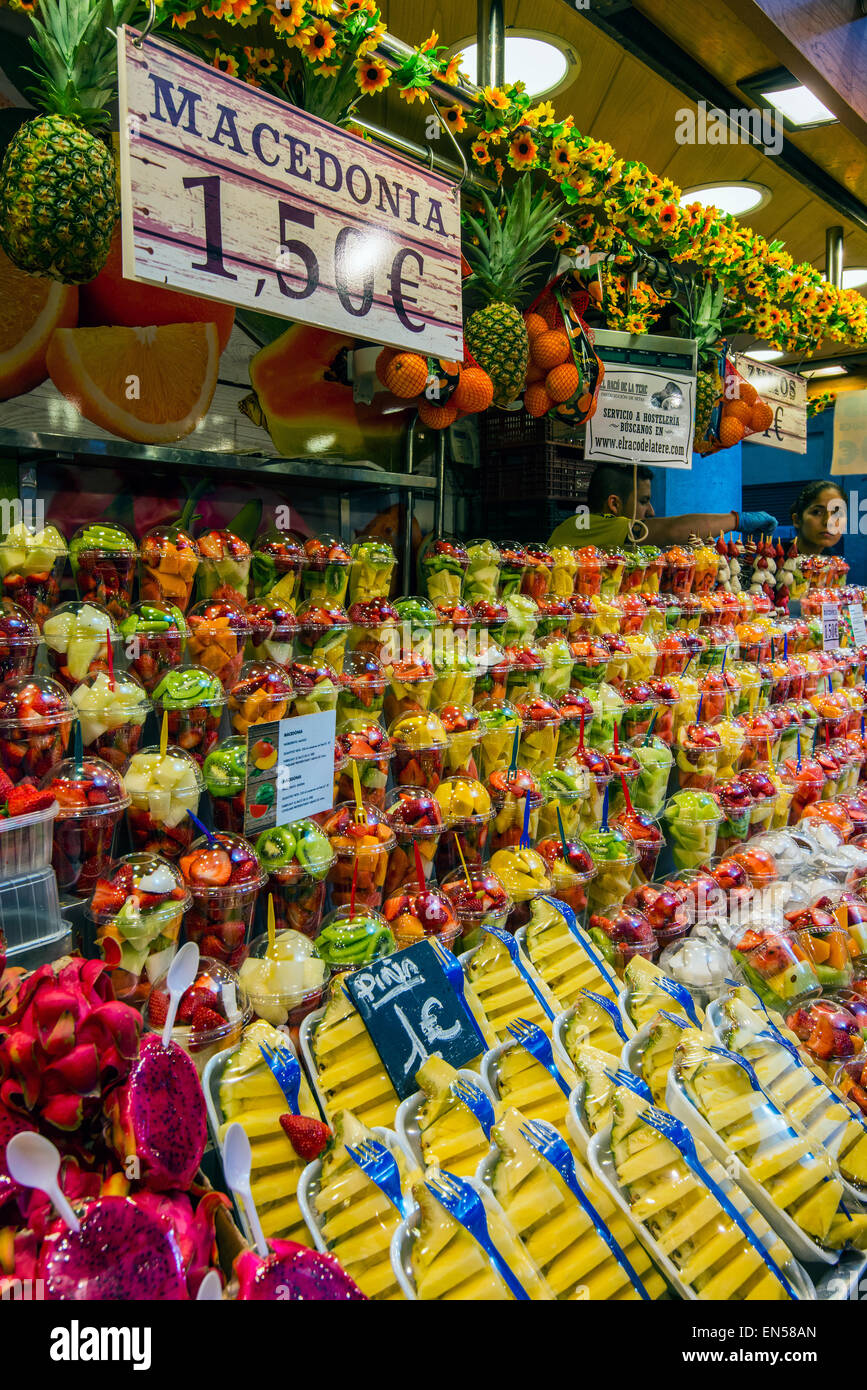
[6,1132,81,1232]
[163,940,200,1048]
[196,1269,224,1301]
[222,1122,268,1259]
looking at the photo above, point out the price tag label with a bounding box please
[244,709,336,835]
[849,602,867,648]
[346,940,484,1099]
[822,601,840,651]
[736,355,807,454]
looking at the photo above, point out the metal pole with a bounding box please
[826,226,844,288]
[403,414,416,595]
[476,0,506,89]
[352,118,494,193]
[435,433,447,538]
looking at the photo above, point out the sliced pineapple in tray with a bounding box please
[395,1056,497,1177]
[462,930,561,1039]
[621,1009,690,1110]
[564,1040,629,1155]
[481,1035,577,1144]
[515,897,619,1011]
[587,1084,816,1300]
[204,1018,321,1249]
[620,955,704,1034]
[553,991,634,1078]
[300,979,403,1130]
[669,1027,857,1264]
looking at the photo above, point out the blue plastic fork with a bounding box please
[429,937,487,1050]
[578,988,630,1044]
[538,896,620,998]
[482,924,556,1021]
[637,1104,800,1300]
[505,1018,572,1098]
[345,1137,407,1217]
[603,1067,653,1103]
[517,1117,651,1300]
[424,1170,531,1300]
[450,1076,495,1138]
[259,1039,302,1114]
[654,975,702,1026]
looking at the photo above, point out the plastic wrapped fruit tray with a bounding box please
[0,799,57,880]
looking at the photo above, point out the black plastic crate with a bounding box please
[480,408,582,451]
[482,445,593,504]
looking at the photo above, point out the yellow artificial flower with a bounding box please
[355,55,390,93]
[171,9,196,28]
[244,46,278,76]
[269,0,305,31]
[529,99,557,127]
[552,222,571,246]
[231,0,256,20]
[440,54,464,85]
[548,137,577,176]
[482,85,510,111]
[400,86,429,103]
[202,0,235,19]
[300,17,337,61]
[212,48,240,75]
[471,139,492,165]
[658,203,679,232]
[358,21,386,53]
[493,157,505,182]
[443,104,467,134]
[307,0,333,12]
[508,132,538,169]
[420,29,439,51]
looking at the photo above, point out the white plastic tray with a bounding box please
[296,1125,416,1254]
[513,914,621,1001]
[481,1037,577,1106]
[552,1001,633,1083]
[665,1067,839,1265]
[586,1124,816,1301]
[389,1175,526,1301]
[395,1068,496,1171]
[298,1005,330,1119]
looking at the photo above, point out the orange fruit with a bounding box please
[383,351,428,398]
[418,400,458,429]
[46,323,220,444]
[718,416,745,448]
[750,400,774,432]
[531,330,570,369]
[375,347,396,385]
[722,399,753,426]
[0,247,78,400]
[737,380,758,407]
[80,228,235,353]
[524,383,552,418]
[525,363,545,384]
[523,312,549,340]
[546,363,581,403]
[452,366,494,413]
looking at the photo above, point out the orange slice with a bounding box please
[46,323,219,443]
[0,247,78,400]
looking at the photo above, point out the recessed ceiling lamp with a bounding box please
[681,183,771,217]
[747,348,785,362]
[761,84,835,126]
[802,365,848,378]
[842,267,867,292]
[453,31,579,100]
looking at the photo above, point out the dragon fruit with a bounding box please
[129,1186,229,1298]
[38,1195,189,1299]
[106,1034,207,1191]
[234,1238,367,1301]
[0,1097,35,1216]
[0,957,141,1132]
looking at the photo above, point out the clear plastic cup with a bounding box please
[628,735,674,818]
[538,764,587,842]
[254,819,335,938]
[244,601,298,667]
[536,837,596,925]
[497,542,527,600]
[348,539,396,605]
[661,545,696,599]
[611,593,648,636]
[587,902,657,970]
[383,656,436,726]
[384,785,445,891]
[186,599,251,692]
[383,884,461,953]
[536,636,574,702]
[0,599,40,684]
[493,595,540,649]
[334,723,394,812]
[439,703,482,776]
[473,644,512,705]
[488,845,553,932]
[521,544,554,605]
[676,723,724,791]
[295,599,350,674]
[663,792,724,871]
[787,909,855,993]
[487,767,543,851]
[69,522,138,622]
[421,537,469,606]
[613,808,664,884]
[440,864,513,950]
[286,659,340,718]
[431,655,480,713]
[534,596,574,642]
[714,778,754,855]
[71,669,150,769]
[151,665,226,766]
[194,528,252,607]
[302,534,352,606]
[139,524,200,613]
[338,650,386,724]
[583,827,638,915]
[203,735,248,835]
[42,599,120,692]
[574,546,604,599]
[624,880,691,951]
[40,754,129,896]
[464,539,502,605]
[0,522,67,629]
[433,774,493,877]
[504,645,544,705]
[347,597,401,667]
[475,697,523,779]
[239,928,330,1029]
[619,683,660,744]
[785,997,865,1068]
[179,831,266,968]
[322,802,396,909]
[389,710,449,792]
[516,695,561,775]
[144,957,251,1078]
[556,690,597,762]
[89,851,189,1004]
[0,675,73,785]
[570,635,610,689]
[123,743,204,859]
[228,660,294,737]
[315,904,395,973]
[250,529,305,606]
[120,601,188,693]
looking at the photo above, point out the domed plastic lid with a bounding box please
[471,598,509,626]
[589,904,656,961]
[43,599,121,645]
[346,597,399,628]
[386,785,444,838]
[140,524,200,558]
[241,929,330,1005]
[350,538,396,565]
[203,736,248,798]
[151,665,227,710]
[393,596,440,629]
[179,832,266,897]
[254,819,335,881]
[467,538,502,562]
[515,694,561,728]
[574,545,604,568]
[438,703,481,739]
[296,599,351,634]
[70,521,137,559]
[498,541,528,567]
[88,851,189,924]
[475,697,522,733]
[505,643,544,673]
[40,754,130,819]
[195,528,252,561]
[315,906,395,969]
[423,536,468,566]
[582,825,637,865]
[487,766,543,809]
[383,887,460,947]
[434,601,475,631]
[0,598,40,648]
[254,528,305,564]
[434,774,493,825]
[440,864,512,919]
[144,956,251,1042]
[388,709,448,749]
[187,598,251,642]
[340,649,387,695]
[71,668,151,722]
[120,600,189,639]
[322,802,397,858]
[536,836,596,885]
[285,660,339,699]
[304,533,351,567]
[525,542,554,567]
[0,521,67,559]
[539,763,588,804]
[335,722,394,761]
[488,845,553,901]
[229,661,295,724]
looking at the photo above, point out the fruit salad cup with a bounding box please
[180,832,266,968]
[0,675,73,784]
[464,539,502,604]
[439,702,481,777]
[574,546,604,599]
[431,650,480,711]
[389,709,449,792]
[393,595,439,656]
[587,682,626,752]
[322,802,396,910]
[786,998,864,1070]
[697,668,740,724]
[583,826,637,916]
[69,522,138,622]
[245,600,298,667]
[663,790,724,871]
[420,537,469,606]
[624,881,691,952]
[661,545,696,599]
[43,601,120,691]
[0,523,67,629]
[302,534,352,606]
[120,602,188,693]
[315,905,395,972]
[487,767,542,851]
[250,529,305,607]
[383,884,460,952]
[613,805,663,884]
[568,594,595,636]
[535,838,596,923]
[785,905,856,992]
[287,660,339,718]
[516,694,561,775]
[612,594,649,637]
[570,747,613,832]
[239,927,330,1031]
[228,661,293,736]
[497,542,527,600]
[521,543,554,604]
[151,666,226,766]
[471,597,509,641]
[606,747,641,814]
[41,755,129,896]
[493,594,539,648]
[473,643,511,705]
[71,669,150,769]
[337,650,386,725]
[440,865,512,950]
[534,597,573,642]
[714,777,754,855]
[692,541,719,595]
[641,545,665,595]
[619,681,660,744]
[588,904,657,970]
[536,636,573,702]
[194,528,252,606]
[0,599,39,683]
[489,845,553,933]
[433,774,493,877]
[556,689,596,761]
[123,744,204,858]
[624,632,658,686]
[295,599,350,674]
[348,539,396,605]
[204,736,248,834]
[383,654,435,726]
[384,785,445,891]
[89,853,189,1004]
[620,548,648,595]
[676,721,723,791]
[143,958,250,1078]
[475,698,523,780]
[600,547,627,600]
[186,599,251,691]
[628,735,674,817]
[139,524,200,613]
[334,723,393,811]
[546,545,576,600]
[538,762,587,841]
[254,819,334,939]
[504,645,544,706]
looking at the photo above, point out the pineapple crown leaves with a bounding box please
[462,176,564,308]
[24,0,139,126]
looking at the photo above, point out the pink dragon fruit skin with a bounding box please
[107,1036,207,1192]
[38,1195,189,1300]
[130,1188,229,1298]
[235,1239,367,1301]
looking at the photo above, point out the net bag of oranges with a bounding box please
[522,271,603,426]
[695,346,774,455]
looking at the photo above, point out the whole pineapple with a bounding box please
[0,0,136,284]
[680,280,726,449]
[462,178,562,407]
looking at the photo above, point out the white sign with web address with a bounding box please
[736,354,807,454]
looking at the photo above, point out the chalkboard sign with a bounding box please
[345,940,485,1099]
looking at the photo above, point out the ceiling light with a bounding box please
[453,32,577,99]
[842,267,867,291]
[681,182,771,217]
[761,84,835,126]
[746,348,785,362]
[802,365,847,378]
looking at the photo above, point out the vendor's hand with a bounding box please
[740,510,777,534]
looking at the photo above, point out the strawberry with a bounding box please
[177,987,211,1023]
[279,1114,331,1161]
[147,990,169,1027]
[0,768,13,802]
[6,784,56,818]
[112,864,135,897]
[90,878,128,915]
[190,1004,225,1033]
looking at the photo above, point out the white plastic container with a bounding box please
[395,1068,497,1171]
[296,1125,417,1253]
[298,1005,330,1118]
[389,1174,529,1301]
[0,799,57,881]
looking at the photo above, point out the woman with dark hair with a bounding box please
[791,480,847,554]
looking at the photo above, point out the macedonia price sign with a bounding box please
[117,28,463,358]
